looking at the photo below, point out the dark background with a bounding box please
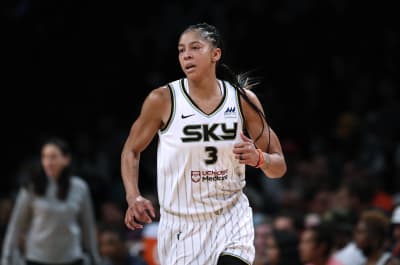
[2,0,399,214]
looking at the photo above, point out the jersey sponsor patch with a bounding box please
[191,169,228,182]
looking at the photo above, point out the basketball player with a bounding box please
[121,22,287,265]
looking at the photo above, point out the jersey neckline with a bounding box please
[179,78,227,117]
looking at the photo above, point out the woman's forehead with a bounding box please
[179,30,206,45]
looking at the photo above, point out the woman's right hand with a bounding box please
[124,195,156,230]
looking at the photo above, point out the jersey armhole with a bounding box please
[160,84,175,133]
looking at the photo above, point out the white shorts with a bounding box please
[157,196,255,265]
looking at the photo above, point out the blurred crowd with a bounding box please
[1,0,400,264]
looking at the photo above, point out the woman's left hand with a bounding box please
[233,132,259,167]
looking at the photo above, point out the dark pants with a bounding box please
[217,255,248,265]
[26,259,83,265]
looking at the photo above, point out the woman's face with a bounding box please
[266,235,279,265]
[41,143,70,179]
[178,30,220,81]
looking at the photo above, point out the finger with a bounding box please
[233,146,250,154]
[131,205,152,223]
[238,156,253,165]
[137,211,153,224]
[235,153,251,160]
[125,217,139,230]
[240,132,253,143]
[233,142,247,149]
[125,212,143,230]
[144,201,156,219]
[128,220,144,229]
[136,202,154,223]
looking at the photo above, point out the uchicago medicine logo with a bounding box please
[191,169,228,183]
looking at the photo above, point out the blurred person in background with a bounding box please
[1,138,102,265]
[265,229,301,265]
[354,209,400,265]
[120,22,287,265]
[299,222,341,265]
[332,176,376,265]
[322,211,354,254]
[98,225,146,265]
[254,218,273,265]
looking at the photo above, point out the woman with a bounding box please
[121,22,287,265]
[1,138,102,265]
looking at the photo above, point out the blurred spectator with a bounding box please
[265,229,302,265]
[331,177,375,265]
[354,209,400,265]
[299,222,341,265]
[98,225,147,265]
[322,210,354,253]
[254,218,273,265]
[1,138,102,265]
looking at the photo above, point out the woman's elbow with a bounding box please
[278,162,287,178]
[268,161,287,179]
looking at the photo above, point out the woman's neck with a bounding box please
[187,76,220,99]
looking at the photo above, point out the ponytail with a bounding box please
[217,63,270,151]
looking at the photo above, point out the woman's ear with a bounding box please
[212,47,221,63]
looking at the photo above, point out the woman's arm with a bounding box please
[121,86,170,229]
[233,89,287,178]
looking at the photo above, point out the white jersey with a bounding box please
[157,78,247,216]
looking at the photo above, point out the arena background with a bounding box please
[2,0,399,230]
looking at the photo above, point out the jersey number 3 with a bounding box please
[205,146,217,164]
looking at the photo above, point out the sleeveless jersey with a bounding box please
[157,78,247,216]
